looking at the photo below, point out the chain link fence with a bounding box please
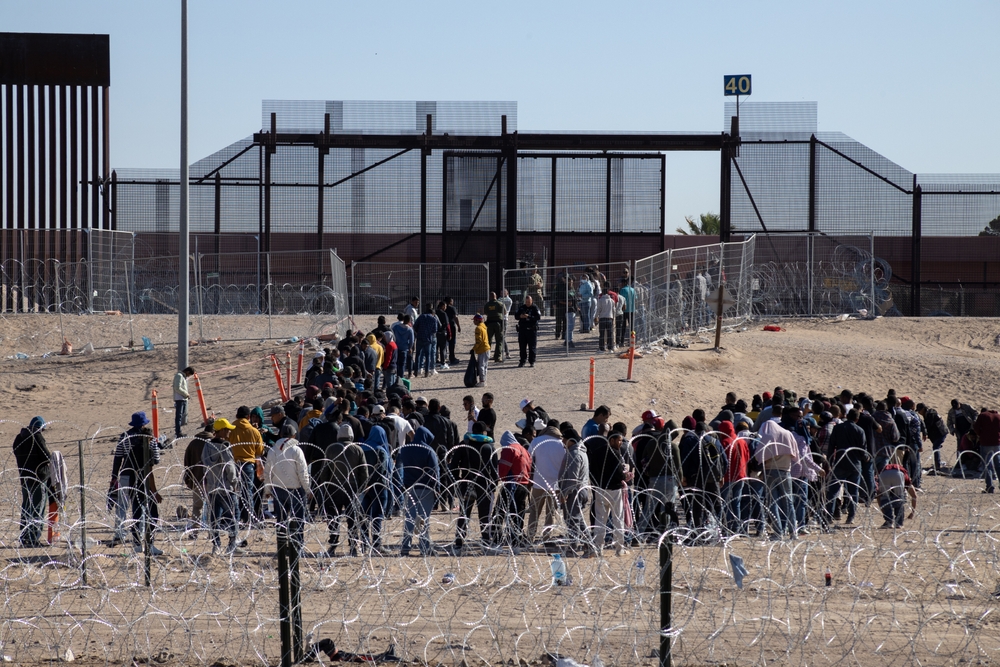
[634,238,755,345]
[0,249,349,357]
[749,233,885,318]
[350,262,489,316]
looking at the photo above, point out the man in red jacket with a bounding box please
[381,330,398,390]
[496,430,532,553]
[719,419,750,535]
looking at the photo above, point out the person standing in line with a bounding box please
[596,289,616,352]
[527,267,545,315]
[558,428,591,554]
[397,427,441,557]
[413,304,439,378]
[526,420,565,544]
[391,314,415,380]
[498,289,513,361]
[445,297,462,366]
[113,412,165,555]
[565,277,578,349]
[404,296,420,323]
[617,279,636,348]
[877,449,918,529]
[264,435,313,555]
[435,301,451,370]
[916,402,950,473]
[478,392,498,441]
[173,366,195,440]
[317,423,369,557]
[496,430,533,553]
[13,416,52,548]
[181,424,213,538]
[231,406,265,527]
[203,418,242,555]
[515,295,542,368]
[577,274,594,333]
[472,314,491,387]
[483,292,506,363]
[948,399,978,456]
[554,271,568,341]
[756,414,800,540]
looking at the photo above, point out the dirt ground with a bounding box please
[1,314,1000,666]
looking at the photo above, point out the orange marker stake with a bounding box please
[285,351,292,397]
[626,331,636,381]
[193,373,210,426]
[151,389,160,440]
[271,354,290,402]
[588,357,595,410]
[295,340,305,386]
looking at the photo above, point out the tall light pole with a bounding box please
[177,0,190,370]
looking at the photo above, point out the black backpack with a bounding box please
[926,409,949,441]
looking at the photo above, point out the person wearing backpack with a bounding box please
[13,416,52,548]
[948,400,978,458]
[114,412,164,555]
[397,427,440,557]
[204,419,242,555]
[317,424,369,557]
[638,425,682,538]
[917,403,950,473]
[448,422,497,553]
[358,425,393,554]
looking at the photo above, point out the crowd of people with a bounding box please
[11,311,1000,556]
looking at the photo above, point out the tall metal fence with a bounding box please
[633,237,755,345]
[350,262,490,316]
[748,232,884,318]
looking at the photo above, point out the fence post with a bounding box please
[911,180,922,316]
[267,253,273,339]
[664,249,672,339]
[77,439,88,586]
[659,531,673,667]
[418,264,422,310]
[351,263,356,320]
[869,232,876,316]
[85,229,93,313]
[195,247,204,343]
[123,259,135,348]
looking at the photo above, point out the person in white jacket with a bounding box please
[265,437,313,552]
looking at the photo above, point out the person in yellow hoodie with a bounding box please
[472,314,491,387]
[231,406,265,525]
[366,333,385,390]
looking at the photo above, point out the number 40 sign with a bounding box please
[724,75,751,96]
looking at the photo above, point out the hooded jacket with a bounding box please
[380,331,397,370]
[586,435,625,490]
[719,421,749,484]
[202,437,237,495]
[396,426,440,489]
[362,425,394,487]
[365,334,384,369]
[13,424,51,479]
[558,439,589,495]
[317,437,368,494]
[230,417,265,463]
[264,437,311,494]
[529,428,566,492]
[473,322,490,354]
[497,431,532,485]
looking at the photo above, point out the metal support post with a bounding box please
[178,0,190,370]
[659,532,673,667]
[911,180,922,316]
[142,434,152,587]
[870,232,876,316]
[77,439,88,586]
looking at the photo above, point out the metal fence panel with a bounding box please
[749,233,879,318]
[633,238,755,345]
[350,262,489,315]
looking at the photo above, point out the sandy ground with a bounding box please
[1,314,1000,666]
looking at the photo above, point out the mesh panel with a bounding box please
[350,263,490,316]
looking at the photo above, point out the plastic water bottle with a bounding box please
[551,554,567,586]
[636,556,646,586]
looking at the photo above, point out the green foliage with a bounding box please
[978,214,1000,236]
[676,212,721,236]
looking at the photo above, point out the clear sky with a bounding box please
[4,0,998,232]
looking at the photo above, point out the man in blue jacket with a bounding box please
[396,426,440,556]
[391,314,416,380]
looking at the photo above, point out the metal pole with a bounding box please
[177,0,190,370]
[124,259,135,349]
[267,253,272,339]
[870,231,876,316]
[77,439,88,586]
[277,530,292,667]
[664,249,672,339]
[418,264,422,311]
[659,532,673,667]
[195,247,204,343]
[142,433,152,586]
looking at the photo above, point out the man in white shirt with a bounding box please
[264,436,313,553]
[526,420,566,543]
[462,395,480,434]
[596,290,616,352]
[404,296,420,323]
[756,412,800,540]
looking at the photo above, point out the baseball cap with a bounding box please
[213,418,237,431]
[337,423,353,441]
[641,409,659,421]
[519,398,532,410]
[533,418,546,431]
[371,405,385,416]
[314,351,325,359]
[762,392,772,402]
[415,396,427,405]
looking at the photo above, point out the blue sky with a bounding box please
[4,0,998,232]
